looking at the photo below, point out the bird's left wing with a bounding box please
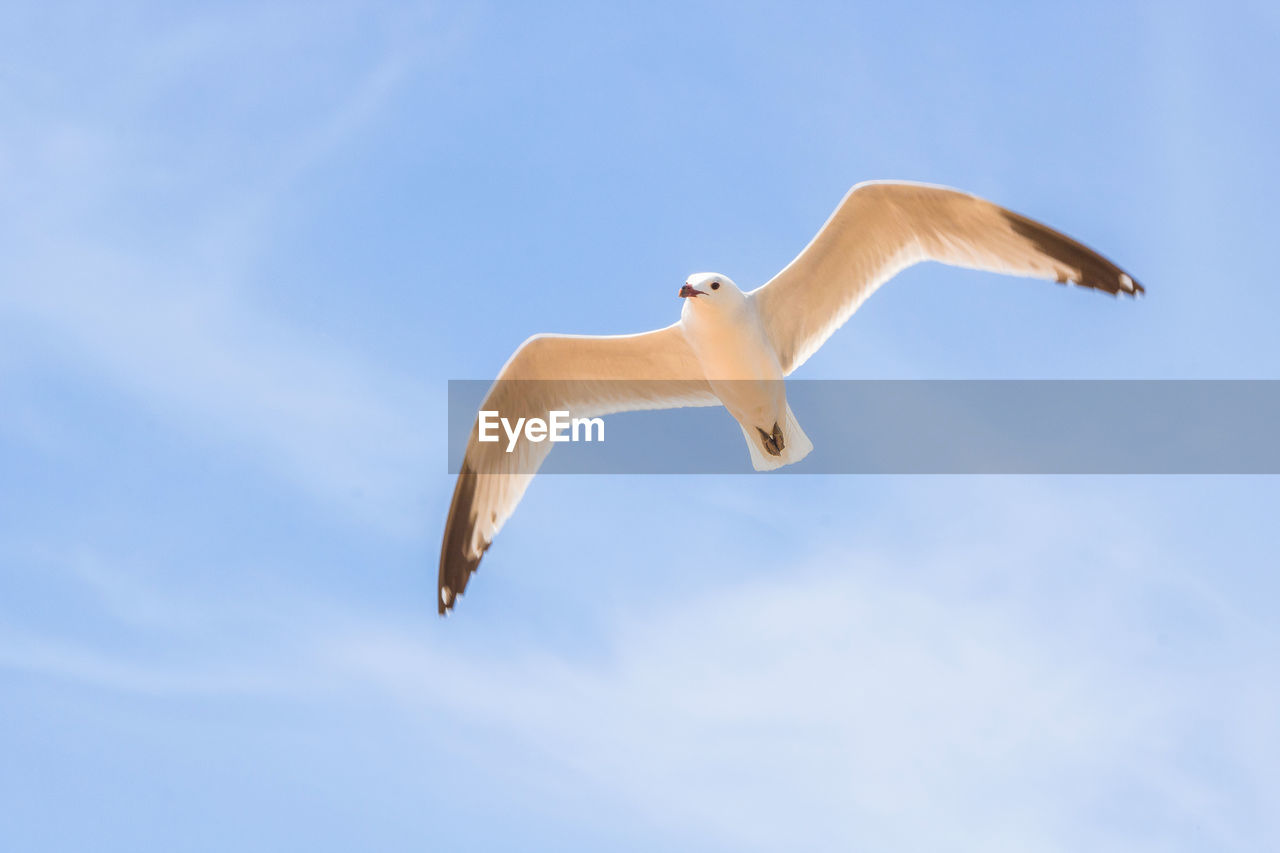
[440,322,715,614]
[752,181,1144,375]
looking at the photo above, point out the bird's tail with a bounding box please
[739,401,813,471]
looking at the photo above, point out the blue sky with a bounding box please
[2,1,1279,850]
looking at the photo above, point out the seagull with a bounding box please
[438,181,1143,614]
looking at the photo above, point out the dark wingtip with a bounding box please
[438,462,486,616]
[1002,209,1145,299]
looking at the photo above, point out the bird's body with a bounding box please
[679,272,810,469]
[437,181,1145,613]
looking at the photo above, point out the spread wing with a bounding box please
[752,181,1144,375]
[439,323,715,614]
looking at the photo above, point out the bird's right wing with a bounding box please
[752,181,1144,375]
[440,322,715,614]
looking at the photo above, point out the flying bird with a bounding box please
[438,181,1143,613]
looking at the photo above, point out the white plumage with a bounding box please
[438,181,1143,613]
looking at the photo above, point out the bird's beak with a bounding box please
[679,284,705,298]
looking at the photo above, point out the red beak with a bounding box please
[679,284,705,298]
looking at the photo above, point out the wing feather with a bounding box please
[438,323,714,613]
[752,181,1143,375]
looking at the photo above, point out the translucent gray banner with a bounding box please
[447,380,1280,474]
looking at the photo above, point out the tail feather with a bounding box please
[740,402,813,471]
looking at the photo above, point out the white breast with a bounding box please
[680,296,786,425]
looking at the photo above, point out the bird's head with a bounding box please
[679,273,744,315]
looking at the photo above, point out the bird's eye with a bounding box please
[710,282,720,290]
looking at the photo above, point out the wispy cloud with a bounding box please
[7,484,1274,852]
[0,3,455,532]
[3,248,432,531]
[329,562,1277,851]
[0,628,305,697]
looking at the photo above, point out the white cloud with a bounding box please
[325,540,1278,851]
[0,3,453,533]
[4,480,1276,851]
[0,627,302,697]
[3,247,432,532]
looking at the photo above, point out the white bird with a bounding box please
[438,181,1143,613]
